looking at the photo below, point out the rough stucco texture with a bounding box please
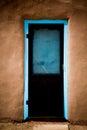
[0,0,87,123]
[68,11,87,123]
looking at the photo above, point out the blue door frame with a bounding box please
[24,20,68,120]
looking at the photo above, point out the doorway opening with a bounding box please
[24,20,68,121]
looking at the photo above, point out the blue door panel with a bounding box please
[33,29,60,74]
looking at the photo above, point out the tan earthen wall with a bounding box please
[0,0,87,124]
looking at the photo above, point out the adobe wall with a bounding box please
[0,0,87,124]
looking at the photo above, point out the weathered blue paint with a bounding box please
[25,20,68,25]
[64,23,68,120]
[24,20,68,120]
[24,22,29,119]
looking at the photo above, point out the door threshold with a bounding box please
[28,116,67,122]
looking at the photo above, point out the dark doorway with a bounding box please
[28,24,64,119]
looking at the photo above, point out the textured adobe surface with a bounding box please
[68,10,87,123]
[0,122,68,130]
[0,0,87,124]
[0,122,87,130]
[69,125,87,130]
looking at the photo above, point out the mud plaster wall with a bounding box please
[0,0,87,123]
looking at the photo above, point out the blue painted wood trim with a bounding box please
[24,20,68,120]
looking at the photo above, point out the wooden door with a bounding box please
[28,24,64,119]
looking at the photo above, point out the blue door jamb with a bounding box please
[24,20,68,120]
